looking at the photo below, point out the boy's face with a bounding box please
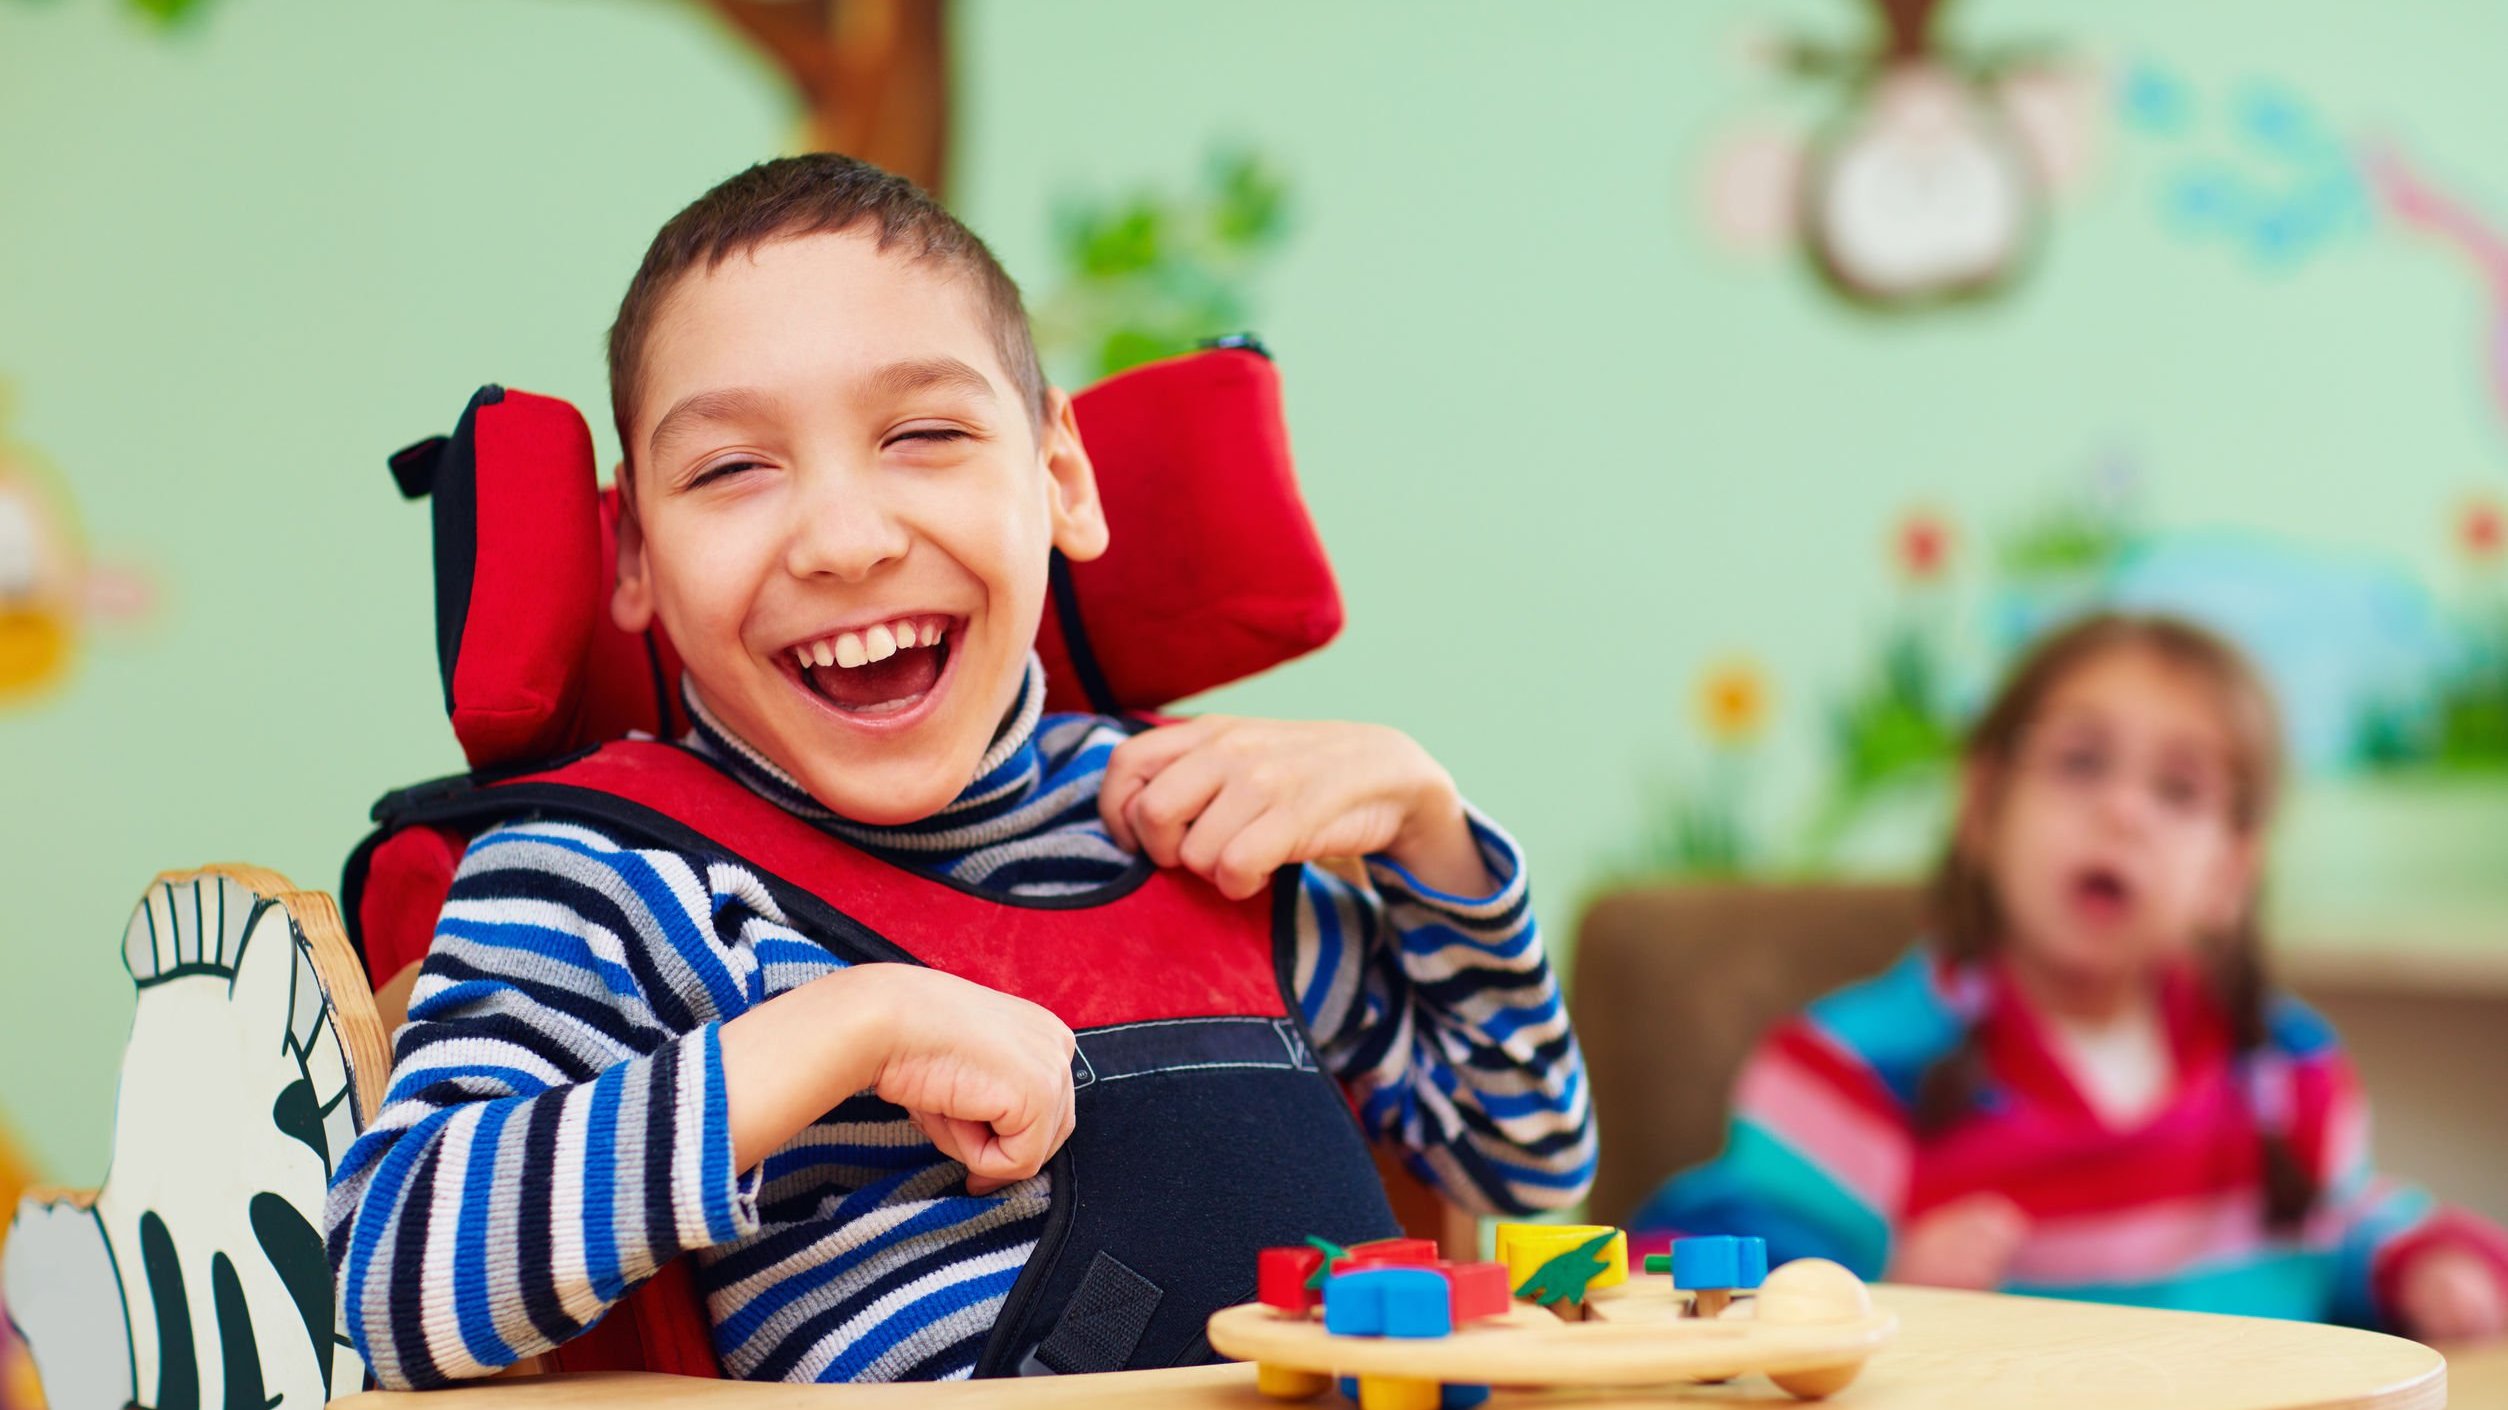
[614,231,1105,824]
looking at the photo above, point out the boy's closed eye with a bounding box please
[683,458,770,491]
[884,424,976,450]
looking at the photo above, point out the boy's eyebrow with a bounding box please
[647,386,780,463]
[867,356,997,404]
[645,360,997,463]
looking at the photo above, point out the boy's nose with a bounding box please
[783,469,910,582]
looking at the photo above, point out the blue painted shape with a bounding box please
[1442,1384,1492,1408]
[1738,1236,1768,1288]
[1671,1235,1769,1291]
[2118,61,2192,136]
[1324,1267,1452,1339]
[1340,1376,1359,1401]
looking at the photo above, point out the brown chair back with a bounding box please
[1571,882,1923,1226]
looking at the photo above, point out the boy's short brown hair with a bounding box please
[606,153,1047,474]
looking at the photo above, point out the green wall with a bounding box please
[4,0,2505,1180]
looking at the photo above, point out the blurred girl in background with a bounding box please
[1634,613,2508,1341]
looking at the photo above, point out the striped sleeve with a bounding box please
[2271,997,2508,1330]
[324,820,795,1388]
[1293,806,1596,1216]
[1628,952,1947,1278]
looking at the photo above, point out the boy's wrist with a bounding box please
[1383,774,1494,899]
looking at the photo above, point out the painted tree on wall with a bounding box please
[683,0,949,194]
[63,0,952,193]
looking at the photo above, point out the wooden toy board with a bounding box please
[1207,1272,1896,1389]
[332,1284,2446,1410]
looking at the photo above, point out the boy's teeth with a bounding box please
[795,619,946,672]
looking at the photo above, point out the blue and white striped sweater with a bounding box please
[327,660,1595,1387]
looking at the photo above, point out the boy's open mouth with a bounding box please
[2069,864,2134,925]
[787,614,956,718]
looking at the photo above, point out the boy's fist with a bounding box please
[860,967,1079,1195]
[1888,1193,2029,1291]
[1100,716,1490,901]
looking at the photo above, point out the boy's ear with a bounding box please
[611,465,656,633]
[1040,388,1109,564]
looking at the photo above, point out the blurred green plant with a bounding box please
[8,0,215,24]
[1033,147,1292,386]
[2353,618,2508,771]
[1998,498,2132,579]
[1799,622,1961,863]
[2351,500,2508,773]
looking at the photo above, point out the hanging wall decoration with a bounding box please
[1700,0,2101,310]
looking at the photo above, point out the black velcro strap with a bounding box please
[1046,549,1120,716]
[1023,1251,1163,1375]
[387,435,448,500]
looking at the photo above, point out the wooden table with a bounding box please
[2442,1342,2508,1408]
[336,1285,2447,1410]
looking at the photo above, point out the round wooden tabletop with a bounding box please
[333,1284,2447,1410]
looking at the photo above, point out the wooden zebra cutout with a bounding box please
[4,866,388,1410]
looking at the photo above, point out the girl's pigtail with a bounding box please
[2215,922,2317,1233]
[1912,964,1994,1136]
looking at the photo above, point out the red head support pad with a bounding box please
[387,345,1340,770]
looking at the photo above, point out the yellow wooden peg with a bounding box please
[1491,1222,1627,1296]
[1355,1374,1442,1410]
[1255,1362,1333,1399]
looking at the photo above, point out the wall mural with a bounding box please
[15,0,951,192]
[1631,47,2508,938]
[1621,470,2499,882]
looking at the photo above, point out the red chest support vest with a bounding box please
[352,737,1401,1379]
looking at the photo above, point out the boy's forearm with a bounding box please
[1299,821,1598,1214]
[719,965,898,1171]
[335,1030,753,1387]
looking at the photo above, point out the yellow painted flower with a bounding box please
[1697,659,1772,745]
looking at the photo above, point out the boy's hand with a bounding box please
[2398,1243,2508,1344]
[722,965,1076,1195]
[862,967,1079,1195]
[1888,1193,2029,1290]
[1100,716,1491,901]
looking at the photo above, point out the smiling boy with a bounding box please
[328,155,1594,1386]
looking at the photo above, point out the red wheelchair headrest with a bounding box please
[387,346,1340,768]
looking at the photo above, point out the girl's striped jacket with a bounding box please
[1634,948,2508,1328]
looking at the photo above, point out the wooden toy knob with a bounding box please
[1755,1258,1871,1324]
[1755,1259,1874,1400]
